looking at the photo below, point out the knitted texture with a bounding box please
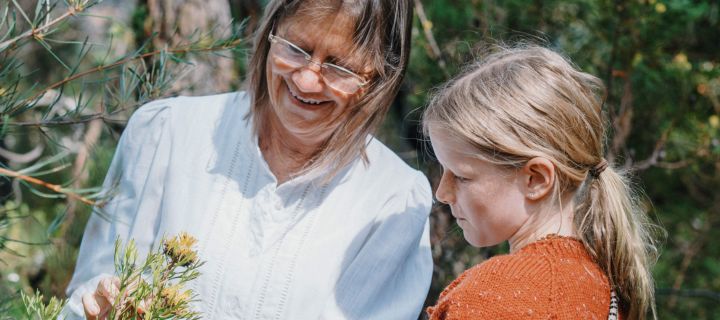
[427,235,622,319]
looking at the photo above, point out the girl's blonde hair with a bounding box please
[423,45,659,319]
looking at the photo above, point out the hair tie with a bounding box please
[589,158,608,178]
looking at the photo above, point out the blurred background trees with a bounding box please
[1,0,718,319]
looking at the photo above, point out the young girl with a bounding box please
[424,46,659,319]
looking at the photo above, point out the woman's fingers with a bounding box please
[83,276,121,319]
[97,277,120,303]
[82,291,111,320]
[82,292,100,320]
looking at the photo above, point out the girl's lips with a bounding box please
[455,216,467,228]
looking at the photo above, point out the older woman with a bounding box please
[62,0,432,319]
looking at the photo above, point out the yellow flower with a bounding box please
[710,115,720,128]
[422,20,433,32]
[673,53,687,64]
[163,232,199,267]
[672,53,692,71]
[632,52,644,66]
[655,3,667,13]
[161,284,193,316]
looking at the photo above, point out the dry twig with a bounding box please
[413,0,448,76]
[0,5,79,52]
[0,167,95,206]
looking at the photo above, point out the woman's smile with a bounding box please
[286,81,332,110]
[265,14,362,142]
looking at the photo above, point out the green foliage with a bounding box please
[108,233,203,320]
[21,290,66,320]
[400,0,720,318]
[15,233,203,319]
[1,0,718,319]
[0,0,244,316]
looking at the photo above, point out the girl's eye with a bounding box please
[453,174,469,183]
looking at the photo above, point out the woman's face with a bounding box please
[265,13,369,145]
[429,126,531,248]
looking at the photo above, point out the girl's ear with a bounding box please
[521,157,555,201]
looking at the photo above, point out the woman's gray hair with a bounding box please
[245,0,414,182]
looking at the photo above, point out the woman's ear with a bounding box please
[521,157,555,201]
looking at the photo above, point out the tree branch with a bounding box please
[7,39,242,115]
[0,167,95,206]
[60,118,103,237]
[0,145,44,164]
[631,124,674,171]
[609,73,633,163]
[667,207,719,309]
[7,108,130,127]
[413,0,449,77]
[0,6,77,52]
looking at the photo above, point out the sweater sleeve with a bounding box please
[320,170,434,320]
[60,99,174,319]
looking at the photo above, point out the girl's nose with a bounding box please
[435,171,455,205]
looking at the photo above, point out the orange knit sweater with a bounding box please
[427,236,622,319]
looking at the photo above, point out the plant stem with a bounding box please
[0,167,95,206]
[0,7,77,52]
[413,0,449,77]
[8,39,243,114]
[8,108,130,127]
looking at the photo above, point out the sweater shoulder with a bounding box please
[427,249,612,319]
[467,249,612,295]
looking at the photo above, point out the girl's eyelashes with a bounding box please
[453,174,470,183]
[441,166,470,183]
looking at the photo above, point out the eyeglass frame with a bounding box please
[267,32,370,93]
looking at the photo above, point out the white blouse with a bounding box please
[62,92,433,319]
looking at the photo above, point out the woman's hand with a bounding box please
[81,276,120,320]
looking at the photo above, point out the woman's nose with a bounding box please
[292,67,324,93]
[435,172,455,205]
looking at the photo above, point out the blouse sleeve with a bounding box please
[320,171,434,320]
[60,100,174,319]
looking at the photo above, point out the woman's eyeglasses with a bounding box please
[268,33,369,94]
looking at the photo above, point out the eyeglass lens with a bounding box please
[271,35,365,94]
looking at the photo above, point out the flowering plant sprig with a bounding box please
[109,232,204,320]
[20,290,67,320]
[20,233,205,319]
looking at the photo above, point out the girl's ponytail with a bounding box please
[576,164,659,320]
[422,45,662,319]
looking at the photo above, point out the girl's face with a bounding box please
[429,126,531,247]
